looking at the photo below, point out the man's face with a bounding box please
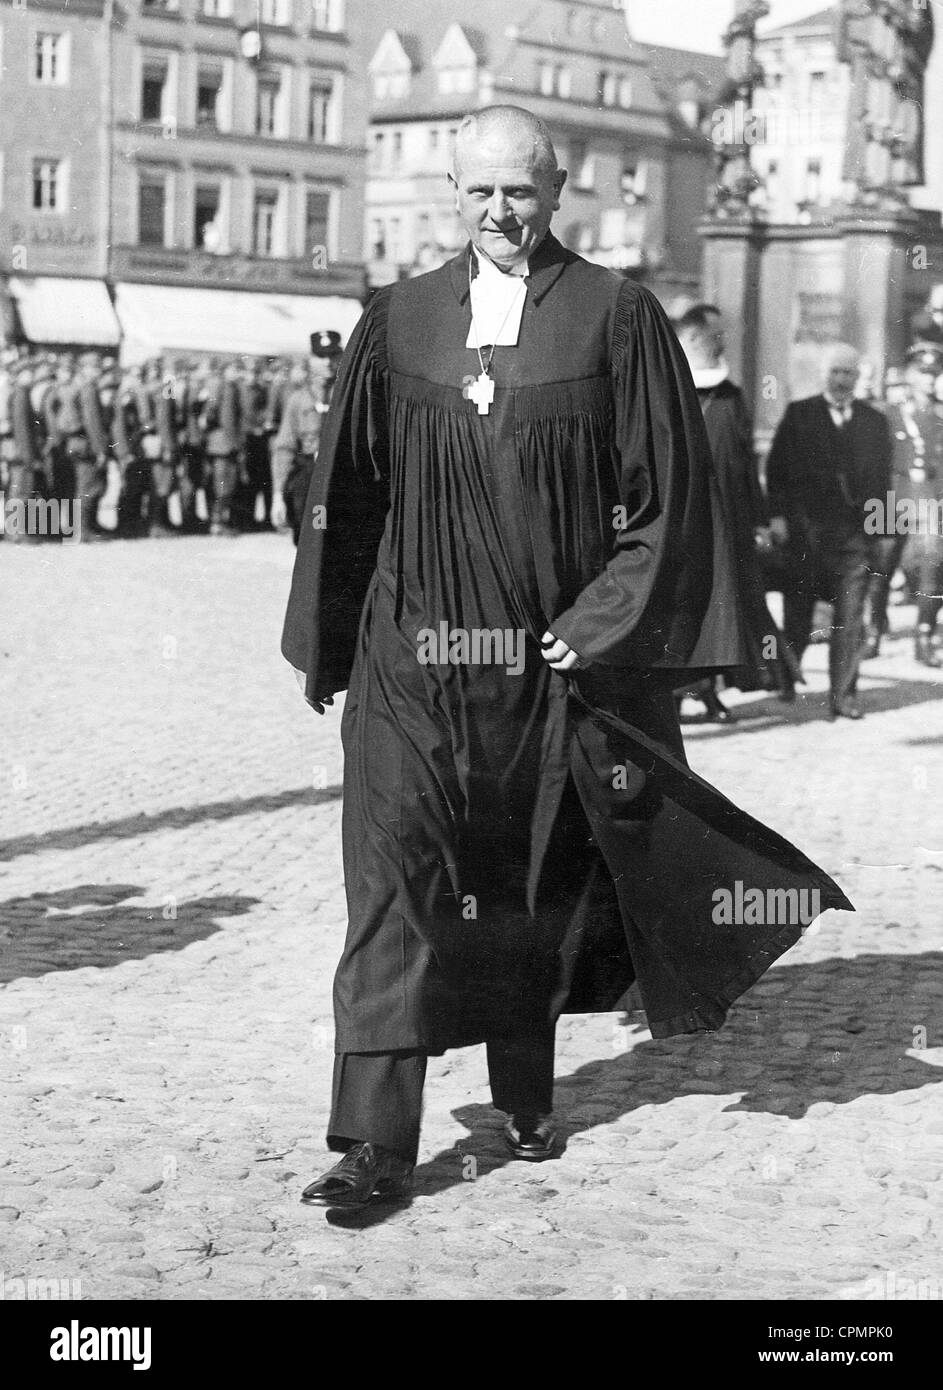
[451,140,565,270]
[906,364,937,402]
[826,358,858,403]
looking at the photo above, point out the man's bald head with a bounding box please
[453,106,558,180]
[823,342,860,404]
[450,106,566,271]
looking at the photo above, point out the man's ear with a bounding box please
[448,172,460,212]
[552,169,568,210]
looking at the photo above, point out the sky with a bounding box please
[626,0,832,54]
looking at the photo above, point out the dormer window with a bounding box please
[438,66,475,95]
[432,24,479,99]
[369,29,413,101]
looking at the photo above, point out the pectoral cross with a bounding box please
[468,370,495,416]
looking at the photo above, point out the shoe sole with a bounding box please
[300,1183,412,1210]
[503,1140,556,1162]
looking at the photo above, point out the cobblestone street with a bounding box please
[1,534,942,1302]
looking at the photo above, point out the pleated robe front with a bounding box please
[282,234,852,1053]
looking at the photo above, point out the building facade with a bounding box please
[749,5,942,226]
[361,0,724,306]
[0,0,369,356]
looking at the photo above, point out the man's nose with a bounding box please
[487,192,513,225]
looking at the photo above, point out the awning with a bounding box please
[8,276,121,347]
[114,283,364,363]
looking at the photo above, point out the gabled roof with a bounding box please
[761,7,837,37]
[432,23,481,70]
[368,29,415,76]
[635,43,727,102]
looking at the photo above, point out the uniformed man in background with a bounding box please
[272,331,341,546]
[864,344,943,665]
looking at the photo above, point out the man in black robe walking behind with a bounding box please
[283,107,850,1210]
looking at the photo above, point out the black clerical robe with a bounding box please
[283,234,851,1052]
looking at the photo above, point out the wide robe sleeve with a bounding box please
[549,282,746,672]
[280,290,390,704]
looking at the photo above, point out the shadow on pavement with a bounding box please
[685,674,943,737]
[325,950,943,1226]
[0,882,260,982]
[0,785,342,862]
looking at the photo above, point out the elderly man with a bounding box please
[766,344,892,719]
[283,106,850,1210]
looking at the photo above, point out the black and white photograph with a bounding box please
[1,0,942,1344]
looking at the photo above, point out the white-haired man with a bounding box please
[766,344,892,718]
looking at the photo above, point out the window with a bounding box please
[809,71,826,103]
[311,0,342,31]
[34,32,69,85]
[599,71,617,106]
[305,188,331,257]
[138,177,167,245]
[428,128,440,153]
[621,163,638,202]
[569,140,595,190]
[309,78,335,143]
[373,69,409,100]
[804,157,822,203]
[259,0,290,25]
[538,62,570,98]
[194,183,222,250]
[387,216,402,263]
[438,66,474,95]
[618,77,632,108]
[256,72,280,135]
[196,64,224,127]
[32,157,64,213]
[370,219,385,259]
[141,59,168,122]
[201,0,232,15]
[371,131,385,170]
[391,131,403,167]
[253,189,279,256]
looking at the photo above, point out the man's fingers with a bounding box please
[540,632,581,670]
[548,649,580,671]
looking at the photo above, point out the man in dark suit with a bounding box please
[766,343,892,720]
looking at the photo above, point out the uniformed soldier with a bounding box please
[864,344,943,664]
[271,332,341,546]
[57,354,109,541]
[112,365,149,538]
[4,362,43,544]
[43,356,80,521]
[172,360,207,533]
[234,356,271,530]
[0,348,18,532]
[204,360,243,537]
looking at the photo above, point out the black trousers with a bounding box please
[327,1026,556,1165]
[782,544,869,703]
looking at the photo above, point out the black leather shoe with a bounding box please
[860,630,881,660]
[702,690,735,723]
[300,1142,414,1209]
[915,632,942,668]
[830,699,863,721]
[503,1114,557,1162]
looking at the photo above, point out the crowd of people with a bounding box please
[0,331,341,544]
[671,298,943,721]
[3,286,943,721]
